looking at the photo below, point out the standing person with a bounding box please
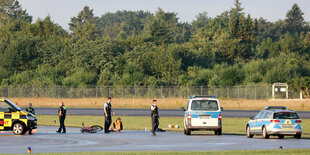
[151,99,159,136]
[56,102,67,133]
[26,103,35,135]
[104,97,115,133]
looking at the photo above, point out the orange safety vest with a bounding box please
[114,121,121,129]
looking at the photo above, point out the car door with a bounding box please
[250,111,263,133]
[259,111,271,131]
[0,101,13,130]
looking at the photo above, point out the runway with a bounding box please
[34,108,310,118]
[0,126,310,153]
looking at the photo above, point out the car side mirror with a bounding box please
[250,116,254,120]
[221,107,224,111]
[180,107,185,111]
[8,107,16,112]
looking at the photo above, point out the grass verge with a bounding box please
[8,97,310,110]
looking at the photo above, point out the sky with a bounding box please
[18,0,310,30]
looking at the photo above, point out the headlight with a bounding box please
[26,114,36,121]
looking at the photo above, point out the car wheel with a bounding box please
[185,129,191,135]
[278,135,284,139]
[246,126,254,138]
[13,122,25,135]
[217,129,222,135]
[294,134,301,139]
[262,127,269,139]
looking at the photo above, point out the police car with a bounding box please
[0,99,37,135]
[181,95,223,135]
[246,106,302,139]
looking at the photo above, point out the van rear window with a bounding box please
[273,112,299,119]
[191,100,218,111]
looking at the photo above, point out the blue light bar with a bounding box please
[190,95,216,99]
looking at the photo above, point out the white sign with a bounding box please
[280,88,287,92]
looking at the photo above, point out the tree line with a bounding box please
[0,0,310,97]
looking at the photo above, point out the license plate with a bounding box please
[282,124,293,128]
[199,115,211,119]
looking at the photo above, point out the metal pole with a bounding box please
[267,85,269,99]
[245,86,247,99]
[272,84,275,99]
[174,86,176,98]
[286,84,288,99]
[255,86,256,100]
[238,85,240,98]
[227,87,229,98]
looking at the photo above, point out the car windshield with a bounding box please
[273,112,299,119]
[191,100,218,111]
[6,100,22,111]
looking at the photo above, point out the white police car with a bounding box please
[246,106,302,139]
[181,95,223,135]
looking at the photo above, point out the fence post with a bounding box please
[200,86,203,95]
[245,86,247,99]
[227,87,229,98]
[174,86,176,98]
[7,86,9,98]
[238,86,240,98]
[254,86,256,100]
[266,85,269,99]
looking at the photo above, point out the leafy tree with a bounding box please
[284,4,305,34]
[0,0,32,25]
[68,6,98,33]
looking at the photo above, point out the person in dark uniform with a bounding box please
[26,103,35,135]
[151,99,159,136]
[56,102,67,133]
[104,97,115,133]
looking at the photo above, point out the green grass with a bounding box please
[36,115,310,138]
[7,149,310,155]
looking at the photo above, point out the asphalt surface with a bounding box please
[1,126,310,153]
[33,108,310,118]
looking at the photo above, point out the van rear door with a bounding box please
[190,100,220,127]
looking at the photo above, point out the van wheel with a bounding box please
[246,126,253,138]
[294,134,301,139]
[13,122,25,135]
[262,127,269,139]
[185,129,191,135]
[215,129,222,135]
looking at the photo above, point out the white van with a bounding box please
[181,95,223,135]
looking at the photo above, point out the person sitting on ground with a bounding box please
[110,118,123,132]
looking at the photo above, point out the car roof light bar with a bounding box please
[190,95,216,99]
[264,106,287,110]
